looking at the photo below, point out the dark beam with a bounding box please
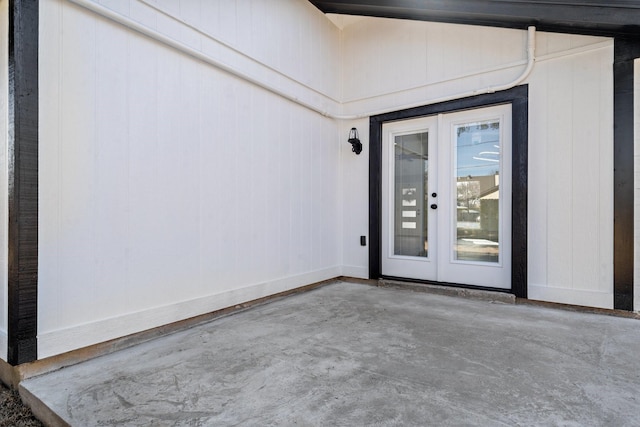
[510,92,528,299]
[613,37,640,311]
[310,0,640,37]
[368,121,382,281]
[7,0,38,365]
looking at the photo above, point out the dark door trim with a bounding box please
[7,0,39,365]
[613,37,640,311]
[369,85,529,298]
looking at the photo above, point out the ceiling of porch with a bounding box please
[309,1,640,37]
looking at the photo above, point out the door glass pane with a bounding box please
[394,132,428,257]
[454,120,500,263]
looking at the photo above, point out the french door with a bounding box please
[381,104,512,289]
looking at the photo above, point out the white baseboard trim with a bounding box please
[340,265,369,279]
[0,329,6,363]
[528,284,613,309]
[38,266,341,359]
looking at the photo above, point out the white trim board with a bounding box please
[37,267,341,359]
[341,265,369,279]
[528,284,613,309]
[0,330,6,362]
[634,58,640,313]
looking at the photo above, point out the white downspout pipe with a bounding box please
[66,0,536,121]
[478,26,536,93]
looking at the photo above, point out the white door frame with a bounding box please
[381,105,511,289]
[370,87,528,297]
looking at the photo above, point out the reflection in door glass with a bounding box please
[454,120,500,263]
[394,132,428,257]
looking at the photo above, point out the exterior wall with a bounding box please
[338,17,614,308]
[340,117,369,279]
[635,58,640,313]
[38,0,342,358]
[527,39,613,308]
[35,3,621,358]
[0,0,8,361]
[341,19,528,116]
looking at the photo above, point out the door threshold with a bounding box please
[378,278,516,304]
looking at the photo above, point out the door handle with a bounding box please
[430,204,438,210]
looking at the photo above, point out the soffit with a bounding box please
[309,0,640,37]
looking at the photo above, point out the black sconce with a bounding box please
[348,128,362,155]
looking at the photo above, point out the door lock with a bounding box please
[430,204,438,209]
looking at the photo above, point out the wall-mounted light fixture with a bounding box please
[348,128,362,155]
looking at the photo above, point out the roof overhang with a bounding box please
[309,0,640,38]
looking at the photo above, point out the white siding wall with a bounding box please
[527,40,613,308]
[37,3,620,357]
[341,20,527,116]
[0,0,8,361]
[338,17,614,308]
[340,117,369,278]
[38,0,342,358]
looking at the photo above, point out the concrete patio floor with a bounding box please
[20,281,640,426]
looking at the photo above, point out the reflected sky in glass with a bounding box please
[456,121,500,178]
